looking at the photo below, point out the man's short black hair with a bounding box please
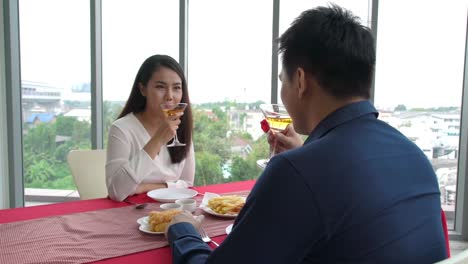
[279,4,375,99]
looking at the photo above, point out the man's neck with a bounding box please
[305,96,367,134]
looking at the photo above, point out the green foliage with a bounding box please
[23,123,56,155]
[394,104,407,112]
[24,158,56,184]
[409,106,460,112]
[56,116,77,136]
[194,152,224,186]
[193,108,231,163]
[231,131,253,141]
[23,115,92,190]
[197,100,265,111]
[228,134,269,182]
[229,156,257,181]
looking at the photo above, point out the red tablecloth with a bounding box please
[0,180,256,264]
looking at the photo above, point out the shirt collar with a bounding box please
[304,100,379,144]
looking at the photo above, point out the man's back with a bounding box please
[282,101,446,263]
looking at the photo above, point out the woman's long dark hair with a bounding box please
[118,55,193,164]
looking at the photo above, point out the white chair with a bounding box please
[435,249,468,264]
[67,149,108,200]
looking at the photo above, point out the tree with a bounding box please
[193,108,231,163]
[56,116,77,136]
[230,156,258,182]
[194,152,224,186]
[23,115,92,190]
[394,104,407,112]
[23,123,56,155]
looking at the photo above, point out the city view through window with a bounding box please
[18,1,467,229]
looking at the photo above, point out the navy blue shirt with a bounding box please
[168,101,447,263]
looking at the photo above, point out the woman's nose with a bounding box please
[165,89,173,101]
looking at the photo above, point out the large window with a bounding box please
[188,0,273,186]
[102,0,179,144]
[5,1,468,238]
[374,0,468,229]
[19,0,91,204]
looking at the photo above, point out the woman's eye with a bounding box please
[156,85,165,89]
[174,86,182,90]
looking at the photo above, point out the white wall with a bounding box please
[0,2,11,209]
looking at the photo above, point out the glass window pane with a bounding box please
[19,0,91,205]
[102,0,179,145]
[374,0,468,229]
[189,0,272,185]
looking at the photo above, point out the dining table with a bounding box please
[0,180,256,264]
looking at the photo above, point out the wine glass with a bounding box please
[258,104,292,168]
[160,102,187,147]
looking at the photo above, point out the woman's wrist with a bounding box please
[143,138,163,159]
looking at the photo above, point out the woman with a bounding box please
[106,55,194,201]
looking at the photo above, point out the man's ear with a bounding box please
[296,67,307,99]
[139,83,146,97]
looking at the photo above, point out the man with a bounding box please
[165,5,447,263]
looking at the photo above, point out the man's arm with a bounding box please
[167,222,212,264]
[167,155,325,264]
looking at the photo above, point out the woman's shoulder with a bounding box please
[111,113,139,130]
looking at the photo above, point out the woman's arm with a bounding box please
[106,125,158,201]
[166,143,195,188]
[135,183,167,194]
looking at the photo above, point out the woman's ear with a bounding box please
[139,83,146,97]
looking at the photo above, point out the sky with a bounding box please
[18,0,468,109]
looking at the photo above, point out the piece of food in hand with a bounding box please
[260,119,270,133]
[207,195,245,215]
[148,209,182,232]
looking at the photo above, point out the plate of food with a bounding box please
[139,224,164,235]
[138,209,182,235]
[137,216,149,226]
[147,188,198,203]
[200,192,246,219]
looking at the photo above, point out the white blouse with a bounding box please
[105,113,195,201]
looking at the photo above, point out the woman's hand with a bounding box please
[144,111,183,159]
[153,111,183,144]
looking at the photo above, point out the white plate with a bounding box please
[137,215,202,235]
[199,192,245,219]
[202,207,239,219]
[147,188,198,203]
[138,224,164,235]
[226,224,233,235]
[137,216,149,226]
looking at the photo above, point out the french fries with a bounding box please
[207,195,245,215]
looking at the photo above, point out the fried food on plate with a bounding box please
[207,195,245,215]
[148,209,182,232]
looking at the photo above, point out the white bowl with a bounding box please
[175,198,197,212]
[159,203,183,211]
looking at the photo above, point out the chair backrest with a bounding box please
[441,210,451,257]
[67,149,108,200]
